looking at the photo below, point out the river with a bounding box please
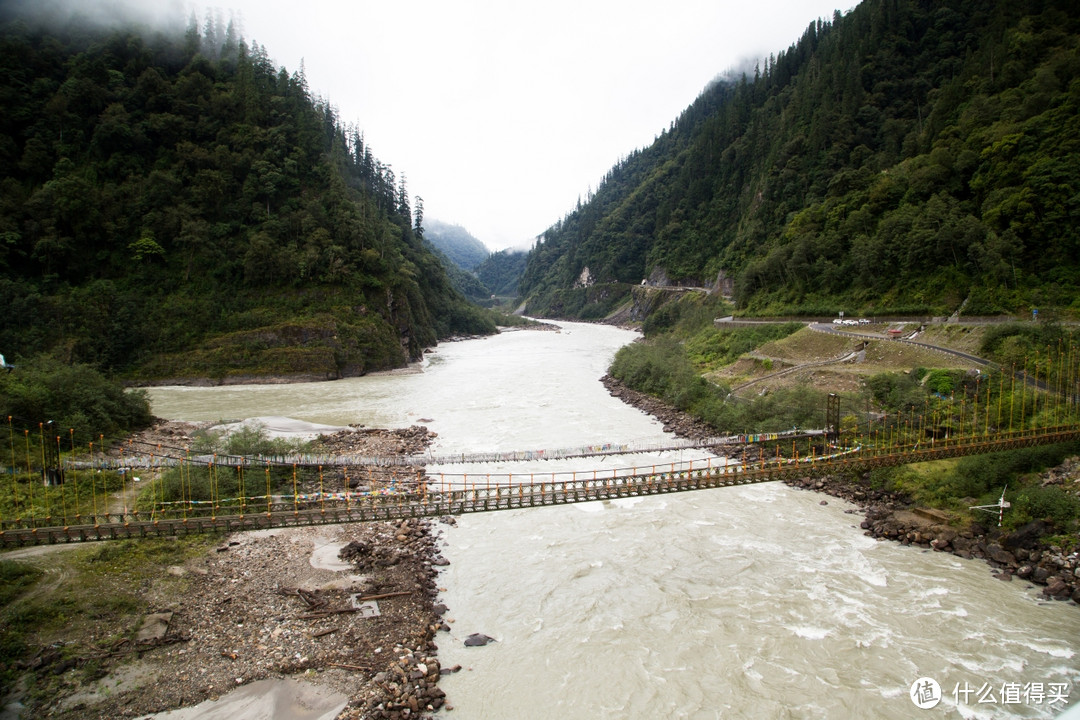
[146,321,1080,719]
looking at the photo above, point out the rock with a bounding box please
[931,537,951,551]
[1016,565,1034,579]
[1032,567,1052,584]
[1044,578,1070,598]
[912,508,950,523]
[819,500,828,505]
[463,633,495,647]
[986,544,1016,566]
[135,612,174,644]
[1000,521,1052,551]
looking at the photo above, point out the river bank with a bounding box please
[2,422,453,720]
[600,374,1080,607]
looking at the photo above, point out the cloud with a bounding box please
[5,0,843,251]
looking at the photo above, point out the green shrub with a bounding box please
[0,355,152,447]
[0,561,40,606]
[924,369,958,395]
[1011,486,1080,528]
[685,323,801,371]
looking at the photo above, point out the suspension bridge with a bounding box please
[1,421,1078,548]
[2,342,1079,547]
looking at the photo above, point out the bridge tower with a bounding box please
[826,393,840,441]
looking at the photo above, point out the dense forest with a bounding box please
[424,219,489,272]
[476,249,529,299]
[0,7,495,382]
[520,0,1079,318]
[422,220,493,303]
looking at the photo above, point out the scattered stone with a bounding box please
[463,633,495,647]
[15,424,454,720]
[134,612,173,644]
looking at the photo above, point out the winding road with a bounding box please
[726,321,998,397]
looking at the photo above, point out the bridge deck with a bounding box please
[2,427,1077,547]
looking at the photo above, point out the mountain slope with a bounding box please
[520,0,1080,318]
[0,10,494,380]
[477,250,529,298]
[424,219,490,271]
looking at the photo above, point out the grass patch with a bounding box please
[755,326,854,363]
[686,323,803,373]
[866,443,1080,536]
[0,471,127,524]
[0,535,216,699]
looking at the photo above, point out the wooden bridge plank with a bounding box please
[3,429,1078,545]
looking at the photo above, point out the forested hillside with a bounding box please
[424,220,489,271]
[520,0,1079,318]
[0,9,494,382]
[477,250,528,298]
[422,219,494,302]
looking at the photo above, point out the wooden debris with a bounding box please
[356,590,411,601]
[328,662,373,672]
[298,607,359,620]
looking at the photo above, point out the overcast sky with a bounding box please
[72,0,848,250]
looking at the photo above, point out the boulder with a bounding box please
[464,633,495,647]
[135,611,173,644]
[1043,578,1069,598]
[985,544,1016,566]
[1000,520,1052,550]
[935,528,958,545]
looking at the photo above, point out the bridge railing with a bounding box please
[3,424,1078,546]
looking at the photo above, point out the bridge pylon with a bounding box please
[826,393,840,441]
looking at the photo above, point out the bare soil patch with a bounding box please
[757,327,855,363]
